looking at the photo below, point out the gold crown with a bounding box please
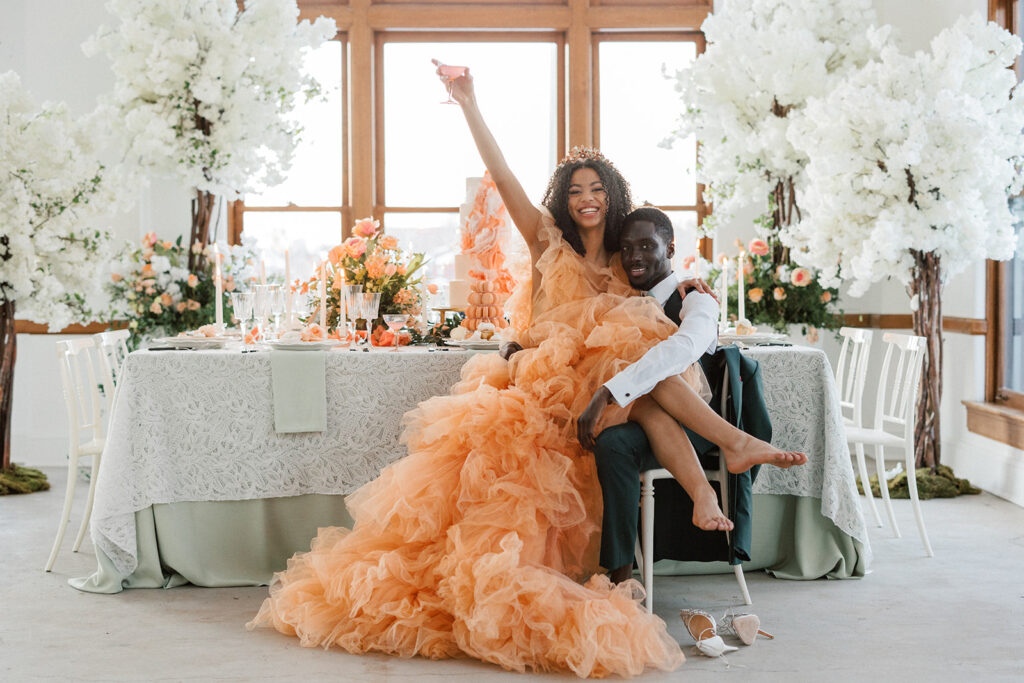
[558,145,612,167]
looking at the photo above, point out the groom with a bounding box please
[576,206,724,583]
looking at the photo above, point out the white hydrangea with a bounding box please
[85,0,336,198]
[668,0,878,232]
[785,14,1024,296]
[0,72,125,330]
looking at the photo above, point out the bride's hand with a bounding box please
[577,386,613,452]
[432,58,474,106]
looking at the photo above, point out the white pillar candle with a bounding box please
[719,255,729,329]
[213,243,223,330]
[737,250,746,323]
[319,260,327,339]
[260,260,267,286]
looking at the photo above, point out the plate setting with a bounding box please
[151,337,226,349]
[264,340,342,351]
[445,339,502,350]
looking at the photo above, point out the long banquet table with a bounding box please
[71,344,870,593]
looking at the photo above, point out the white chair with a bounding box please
[45,338,106,572]
[833,327,882,527]
[93,329,130,416]
[845,333,934,557]
[635,370,752,611]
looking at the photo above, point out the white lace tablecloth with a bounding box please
[744,345,870,558]
[92,347,475,576]
[93,343,869,577]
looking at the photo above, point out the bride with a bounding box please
[248,67,803,678]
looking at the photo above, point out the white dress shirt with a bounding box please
[604,271,719,408]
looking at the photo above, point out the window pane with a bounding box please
[383,212,460,284]
[242,212,342,281]
[246,40,343,207]
[383,41,558,207]
[598,41,698,206]
[1006,198,1024,392]
[663,210,699,274]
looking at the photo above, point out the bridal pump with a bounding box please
[680,609,774,656]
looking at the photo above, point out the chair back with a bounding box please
[94,329,130,409]
[835,327,873,426]
[55,338,105,445]
[872,332,926,438]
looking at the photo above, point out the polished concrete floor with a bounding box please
[3,466,1024,682]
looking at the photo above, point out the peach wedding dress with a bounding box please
[248,212,707,677]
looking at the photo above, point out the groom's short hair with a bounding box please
[622,206,674,246]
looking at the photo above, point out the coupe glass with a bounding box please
[342,284,364,345]
[437,63,468,104]
[361,292,382,347]
[382,314,408,352]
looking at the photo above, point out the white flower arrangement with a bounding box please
[0,71,124,331]
[784,15,1024,295]
[668,0,877,233]
[85,0,337,198]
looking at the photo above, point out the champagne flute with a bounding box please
[361,292,382,347]
[230,291,253,348]
[382,314,407,352]
[342,284,363,346]
[252,284,274,343]
[269,285,285,336]
[435,60,468,104]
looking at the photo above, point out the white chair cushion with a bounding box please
[845,426,903,448]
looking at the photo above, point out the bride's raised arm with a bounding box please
[435,61,544,262]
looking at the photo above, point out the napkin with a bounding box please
[270,350,327,433]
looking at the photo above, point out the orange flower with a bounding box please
[175,302,187,313]
[111,272,123,283]
[397,263,407,275]
[141,263,155,277]
[343,236,367,259]
[186,299,201,311]
[791,267,813,287]
[743,258,754,275]
[748,238,770,256]
[301,323,324,342]
[187,273,199,288]
[142,232,158,248]
[821,291,832,303]
[144,287,156,295]
[328,245,345,265]
[427,283,439,295]
[352,217,379,238]
[773,287,787,301]
[160,293,173,306]
[681,254,696,270]
[149,301,162,314]
[161,240,174,250]
[379,235,399,250]
[384,263,398,277]
[245,326,260,345]
[748,287,764,303]
[365,256,386,279]
[224,275,236,292]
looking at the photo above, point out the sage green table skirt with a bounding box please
[70,492,864,594]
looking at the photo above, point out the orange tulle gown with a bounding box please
[248,212,700,677]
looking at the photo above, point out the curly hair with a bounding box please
[541,157,633,257]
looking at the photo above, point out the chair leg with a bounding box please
[733,564,752,606]
[634,540,643,574]
[641,477,655,614]
[872,444,900,538]
[73,449,101,552]
[45,451,79,572]
[854,442,883,527]
[904,447,934,557]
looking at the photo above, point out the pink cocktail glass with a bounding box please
[438,64,468,104]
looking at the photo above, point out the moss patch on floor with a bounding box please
[0,465,50,495]
[856,464,980,500]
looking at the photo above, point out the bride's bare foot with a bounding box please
[693,490,734,531]
[722,433,807,474]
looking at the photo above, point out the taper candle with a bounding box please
[284,248,292,325]
[260,260,267,286]
[719,255,728,329]
[737,250,746,323]
[319,260,327,339]
[213,243,223,330]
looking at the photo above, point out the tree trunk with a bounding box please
[188,189,217,273]
[910,250,942,471]
[0,297,16,471]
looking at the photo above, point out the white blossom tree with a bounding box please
[785,14,1024,468]
[85,0,336,271]
[0,72,125,476]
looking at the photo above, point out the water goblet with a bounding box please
[269,285,285,336]
[341,284,363,346]
[361,292,382,348]
[230,291,254,349]
[251,284,274,343]
[382,314,408,352]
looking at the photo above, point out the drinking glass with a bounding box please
[382,314,408,352]
[437,63,468,104]
[342,284,363,345]
[269,285,285,336]
[229,291,254,347]
[252,284,274,343]
[361,292,382,347]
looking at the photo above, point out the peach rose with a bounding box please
[748,287,764,303]
[343,236,367,260]
[384,263,398,277]
[328,245,345,265]
[773,287,787,301]
[144,287,156,295]
[186,299,201,311]
[791,267,813,287]
[365,256,386,279]
[161,240,174,250]
[175,302,187,313]
[141,263,155,277]
[149,301,162,314]
[681,254,696,270]
[111,272,123,282]
[301,323,324,342]
[224,275,236,292]
[160,293,173,306]
[379,235,399,250]
[427,283,439,295]
[352,217,379,238]
[821,291,832,303]
[142,232,158,248]
[748,238,770,256]
[187,274,199,288]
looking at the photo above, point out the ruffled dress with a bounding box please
[248,212,705,677]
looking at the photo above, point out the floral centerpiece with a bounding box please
[107,234,258,349]
[301,218,428,341]
[86,0,337,270]
[693,236,841,341]
[1,70,125,488]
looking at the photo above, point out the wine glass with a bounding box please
[229,291,253,347]
[436,62,468,104]
[382,314,408,352]
[269,285,285,336]
[252,284,274,343]
[341,284,363,346]
[361,292,382,347]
